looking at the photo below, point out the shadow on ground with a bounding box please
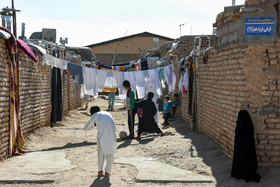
[90,177,111,187]
[167,119,270,187]
[30,141,97,152]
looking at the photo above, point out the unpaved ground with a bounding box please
[1,97,280,187]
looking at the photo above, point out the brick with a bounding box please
[271,158,279,162]
[269,140,280,145]
[266,118,280,123]
[257,135,266,140]
[272,145,280,151]
[267,123,275,128]
[260,156,270,162]
[268,135,275,140]
[265,145,272,150]
[267,151,280,157]
[261,91,273,96]
[269,85,277,90]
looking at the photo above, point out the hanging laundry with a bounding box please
[113,71,126,100]
[104,71,118,88]
[178,74,183,92]
[123,71,136,92]
[149,69,162,96]
[68,62,84,84]
[141,59,148,70]
[143,71,153,94]
[0,26,26,156]
[164,64,176,93]
[96,69,108,92]
[135,71,146,99]
[155,67,167,89]
[51,67,63,123]
[147,56,160,69]
[44,54,68,70]
[82,67,98,97]
[182,67,189,94]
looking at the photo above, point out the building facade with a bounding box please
[86,32,174,65]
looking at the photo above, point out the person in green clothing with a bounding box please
[123,80,136,139]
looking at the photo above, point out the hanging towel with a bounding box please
[82,67,98,96]
[104,71,118,88]
[96,69,108,92]
[178,74,183,92]
[155,67,167,89]
[68,62,84,84]
[164,64,176,93]
[149,69,163,96]
[182,67,189,94]
[113,71,126,100]
[123,71,136,92]
[135,71,146,99]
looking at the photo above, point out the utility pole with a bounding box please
[179,23,188,38]
[11,0,17,38]
[1,0,20,37]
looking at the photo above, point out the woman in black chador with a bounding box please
[136,92,164,139]
[231,110,261,183]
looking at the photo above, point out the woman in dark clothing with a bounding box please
[136,92,163,139]
[231,110,261,183]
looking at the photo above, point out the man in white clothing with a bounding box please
[84,106,117,177]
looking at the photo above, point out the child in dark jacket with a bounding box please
[171,93,180,121]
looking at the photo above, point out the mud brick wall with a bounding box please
[0,36,82,161]
[195,44,245,160]
[19,51,51,134]
[62,71,69,115]
[0,38,10,159]
[181,41,280,166]
[68,75,81,110]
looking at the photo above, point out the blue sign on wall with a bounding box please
[245,17,274,35]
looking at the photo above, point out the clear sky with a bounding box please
[1,0,245,47]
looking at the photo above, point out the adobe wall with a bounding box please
[0,37,81,161]
[181,40,280,166]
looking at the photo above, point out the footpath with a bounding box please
[0,98,279,187]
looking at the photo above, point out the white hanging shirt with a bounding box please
[113,71,126,100]
[183,67,189,91]
[96,70,108,92]
[82,67,98,97]
[164,64,176,93]
[135,71,146,99]
[123,72,136,92]
[84,111,117,154]
[149,69,163,96]
[104,71,118,88]
[178,74,183,92]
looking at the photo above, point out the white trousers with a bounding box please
[98,142,114,174]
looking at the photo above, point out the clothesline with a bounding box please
[30,43,188,99]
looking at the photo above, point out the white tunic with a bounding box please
[84,111,117,154]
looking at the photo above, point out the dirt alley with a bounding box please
[0,97,280,187]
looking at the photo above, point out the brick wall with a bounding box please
[0,37,81,161]
[0,38,10,159]
[19,51,51,134]
[181,41,280,166]
[91,36,171,54]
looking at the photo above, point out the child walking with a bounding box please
[162,95,172,126]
